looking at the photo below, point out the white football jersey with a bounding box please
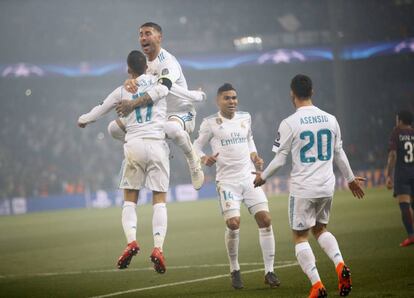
[271,105,345,198]
[78,74,167,141]
[146,48,194,114]
[194,111,258,182]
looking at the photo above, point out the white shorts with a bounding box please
[217,177,269,220]
[167,111,196,134]
[119,139,170,192]
[288,195,332,231]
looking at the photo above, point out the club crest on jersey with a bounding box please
[216,118,223,125]
[161,68,169,76]
[241,120,248,128]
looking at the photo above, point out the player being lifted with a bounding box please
[386,110,414,247]
[253,75,365,298]
[115,22,204,190]
[78,50,170,274]
[193,83,281,290]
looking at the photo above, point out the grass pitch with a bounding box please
[0,187,413,297]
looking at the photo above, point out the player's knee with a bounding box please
[164,121,183,140]
[108,120,126,142]
[255,211,272,228]
[226,217,240,230]
[312,223,327,239]
[293,229,310,243]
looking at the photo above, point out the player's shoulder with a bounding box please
[284,111,298,124]
[236,111,250,116]
[157,48,181,75]
[291,106,337,123]
[111,85,124,98]
[203,113,227,127]
[392,126,414,139]
[136,74,157,94]
[137,74,157,85]
[316,107,336,121]
[235,111,251,119]
[158,48,176,63]
[203,112,220,122]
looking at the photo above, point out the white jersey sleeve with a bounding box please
[146,48,193,114]
[333,117,355,182]
[157,49,183,84]
[193,119,213,158]
[262,120,292,180]
[247,114,258,153]
[146,83,169,104]
[78,86,122,124]
[146,82,205,104]
[169,84,206,102]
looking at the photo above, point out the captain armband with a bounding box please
[158,77,172,90]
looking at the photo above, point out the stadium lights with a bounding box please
[234,36,263,51]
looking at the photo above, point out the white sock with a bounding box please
[225,228,240,272]
[152,203,167,251]
[122,201,137,243]
[317,231,344,267]
[259,226,275,273]
[295,242,321,285]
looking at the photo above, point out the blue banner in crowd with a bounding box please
[0,169,387,216]
[1,38,413,77]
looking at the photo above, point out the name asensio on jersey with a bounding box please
[220,132,247,146]
[300,115,329,125]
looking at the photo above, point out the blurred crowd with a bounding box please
[1,0,414,198]
[0,54,412,199]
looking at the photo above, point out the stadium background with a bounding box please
[0,1,414,297]
[0,0,413,203]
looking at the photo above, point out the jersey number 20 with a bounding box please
[300,129,332,163]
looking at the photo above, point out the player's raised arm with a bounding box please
[169,84,206,103]
[78,87,121,127]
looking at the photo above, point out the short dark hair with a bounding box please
[398,110,413,125]
[217,83,236,95]
[140,22,162,33]
[291,74,313,99]
[127,50,147,76]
